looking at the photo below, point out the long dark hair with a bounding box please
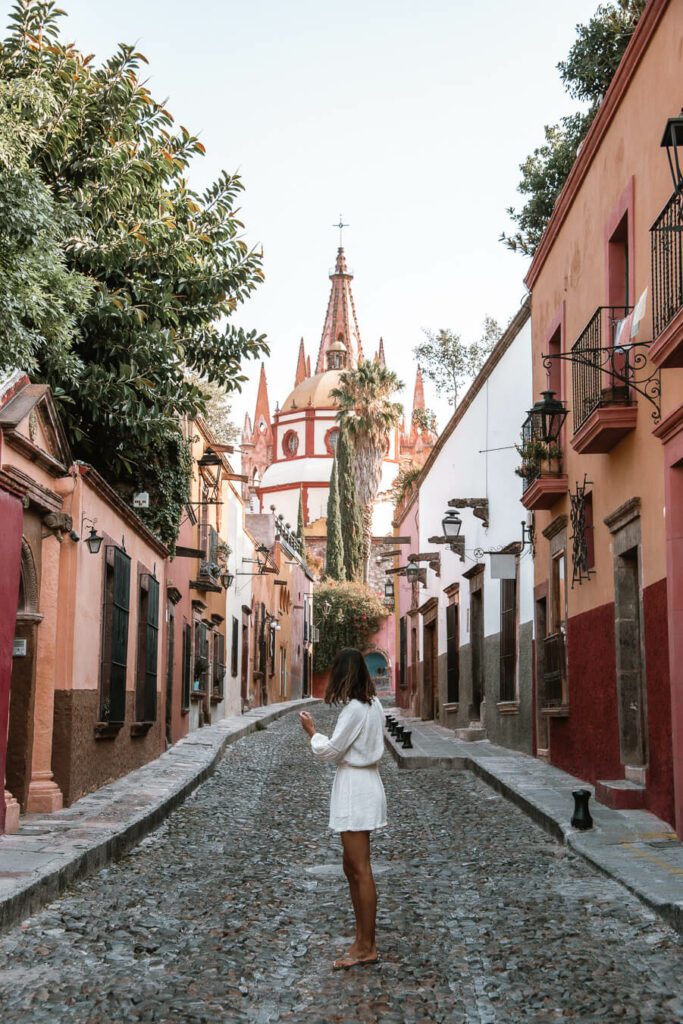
[325,648,376,706]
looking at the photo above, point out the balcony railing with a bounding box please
[571,306,633,433]
[651,190,683,338]
[542,631,566,709]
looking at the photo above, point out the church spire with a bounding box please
[252,363,272,439]
[295,338,308,387]
[412,367,426,416]
[376,337,386,368]
[315,247,364,374]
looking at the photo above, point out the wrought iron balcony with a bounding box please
[651,190,683,337]
[650,190,683,366]
[570,305,634,433]
[542,631,566,709]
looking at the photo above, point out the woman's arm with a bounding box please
[308,703,366,764]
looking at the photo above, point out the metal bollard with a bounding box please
[385,716,394,730]
[571,788,593,830]
[401,730,413,749]
[395,725,405,743]
[388,720,399,736]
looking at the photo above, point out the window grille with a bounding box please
[499,577,517,702]
[100,546,131,722]
[446,604,460,702]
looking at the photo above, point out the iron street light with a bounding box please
[221,571,234,589]
[661,111,683,194]
[441,510,462,539]
[384,579,395,599]
[524,390,568,445]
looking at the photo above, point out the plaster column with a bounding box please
[26,533,63,813]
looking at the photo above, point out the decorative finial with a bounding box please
[333,214,349,248]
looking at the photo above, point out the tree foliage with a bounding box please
[391,461,421,510]
[331,362,403,576]
[502,0,645,256]
[414,316,501,407]
[312,580,388,674]
[325,455,345,581]
[336,424,365,582]
[0,2,266,545]
[0,78,91,377]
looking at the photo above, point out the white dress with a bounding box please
[310,697,387,833]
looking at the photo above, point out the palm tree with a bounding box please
[331,361,403,579]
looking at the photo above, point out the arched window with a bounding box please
[325,428,340,455]
[282,430,299,458]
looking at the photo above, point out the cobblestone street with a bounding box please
[0,707,681,1024]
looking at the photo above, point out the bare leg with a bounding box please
[337,831,378,963]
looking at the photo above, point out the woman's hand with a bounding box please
[299,711,316,738]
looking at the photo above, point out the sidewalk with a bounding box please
[384,708,683,934]
[0,698,320,932]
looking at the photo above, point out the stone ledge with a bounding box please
[0,697,321,933]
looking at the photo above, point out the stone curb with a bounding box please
[384,720,683,934]
[0,698,321,933]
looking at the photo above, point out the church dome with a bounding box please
[281,369,343,412]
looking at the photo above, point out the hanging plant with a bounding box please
[313,580,388,674]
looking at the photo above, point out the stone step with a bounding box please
[453,725,488,742]
[595,778,646,810]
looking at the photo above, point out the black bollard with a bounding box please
[571,788,593,830]
[389,720,399,736]
[385,716,394,730]
[401,730,413,749]
[395,725,405,743]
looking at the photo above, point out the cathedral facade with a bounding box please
[241,246,434,542]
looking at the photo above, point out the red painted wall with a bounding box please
[642,578,674,825]
[0,489,24,833]
[549,602,621,784]
[549,589,674,826]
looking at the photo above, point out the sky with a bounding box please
[1,0,599,429]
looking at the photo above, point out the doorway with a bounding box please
[614,546,648,767]
[7,539,41,811]
[422,620,438,721]
[470,588,484,721]
[165,599,175,746]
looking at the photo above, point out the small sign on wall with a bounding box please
[13,638,27,658]
[133,491,150,509]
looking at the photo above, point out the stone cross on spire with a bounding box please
[333,214,349,248]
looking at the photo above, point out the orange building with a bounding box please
[523,0,682,831]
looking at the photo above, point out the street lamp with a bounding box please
[524,390,568,445]
[221,570,234,589]
[81,515,104,555]
[661,110,683,194]
[441,510,462,539]
[405,563,420,584]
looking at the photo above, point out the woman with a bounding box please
[299,647,387,971]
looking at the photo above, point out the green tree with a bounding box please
[296,488,305,551]
[331,362,403,578]
[414,317,501,407]
[312,580,388,674]
[336,425,365,582]
[502,0,645,256]
[0,78,91,378]
[0,2,266,545]
[325,456,345,581]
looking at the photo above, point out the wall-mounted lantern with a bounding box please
[221,570,234,590]
[441,509,462,539]
[523,390,568,445]
[81,515,104,555]
[384,579,395,599]
[661,110,683,194]
[405,563,420,584]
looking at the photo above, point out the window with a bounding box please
[551,552,567,635]
[181,622,191,711]
[399,616,408,689]
[546,326,562,404]
[213,632,226,698]
[325,428,340,455]
[499,577,517,703]
[135,572,159,722]
[100,546,131,723]
[608,212,630,309]
[282,430,299,458]
[231,616,239,677]
[194,619,209,693]
[446,603,460,703]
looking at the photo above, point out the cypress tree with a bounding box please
[296,489,305,552]
[336,426,365,581]
[325,455,345,580]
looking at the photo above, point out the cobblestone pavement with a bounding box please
[0,707,681,1024]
